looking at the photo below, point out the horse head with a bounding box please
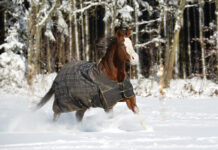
[115,29,139,65]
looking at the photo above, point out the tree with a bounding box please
[161,0,186,88]
[27,0,60,86]
[133,0,161,78]
[0,0,27,54]
[216,0,218,81]
[0,5,5,54]
[199,0,207,80]
[0,0,217,87]
[72,0,80,60]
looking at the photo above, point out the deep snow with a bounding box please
[0,94,218,150]
[0,51,218,149]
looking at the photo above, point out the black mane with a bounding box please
[95,36,116,60]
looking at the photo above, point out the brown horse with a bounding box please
[36,29,139,122]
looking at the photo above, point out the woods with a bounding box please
[0,0,217,88]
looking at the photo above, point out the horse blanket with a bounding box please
[52,61,135,113]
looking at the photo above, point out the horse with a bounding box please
[36,29,139,122]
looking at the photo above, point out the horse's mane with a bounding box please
[96,28,128,58]
[95,36,116,60]
[97,33,131,72]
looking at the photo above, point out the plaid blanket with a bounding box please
[53,61,135,113]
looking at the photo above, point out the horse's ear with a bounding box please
[126,29,131,37]
[116,29,123,38]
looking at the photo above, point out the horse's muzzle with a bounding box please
[130,52,139,65]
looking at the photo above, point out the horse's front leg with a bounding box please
[125,96,139,114]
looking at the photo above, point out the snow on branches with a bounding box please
[0,0,28,54]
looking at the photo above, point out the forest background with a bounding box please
[0,0,217,90]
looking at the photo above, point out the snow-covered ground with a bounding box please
[0,51,218,149]
[0,94,218,150]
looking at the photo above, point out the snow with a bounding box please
[0,51,56,97]
[45,24,56,41]
[132,77,218,98]
[12,0,25,4]
[138,0,153,12]
[0,51,27,91]
[37,0,57,27]
[118,5,134,22]
[57,11,69,36]
[118,0,126,6]
[0,25,24,52]
[0,95,218,149]
[135,37,165,48]
[175,22,181,31]
[0,51,218,149]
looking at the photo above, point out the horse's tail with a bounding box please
[36,84,55,109]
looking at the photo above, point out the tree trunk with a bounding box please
[0,8,5,54]
[46,38,51,73]
[164,8,171,81]
[158,1,165,67]
[33,0,42,73]
[34,26,42,73]
[85,9,90,61]
[199,0,206,79]
[215,0,218,80]
[69,3,73,61]
[180,26,186,78]
[72,0,80,60]
[27,1,37,86]
[174,38,179,78]
[162,0,186,88]
[159,1,165,95]
[104,4,110,39]
[28,0,59,74]
[193,7,199,74]
[186,7,192,76]
[104,7,108,50]
[80,0,85,60]
[133,0,140,78]
[112,0,118,35]
[58,35,64,71]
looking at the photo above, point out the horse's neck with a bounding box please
[99,48,126,82]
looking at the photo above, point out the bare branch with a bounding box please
[131,18,161,27]
[70,2,110,16]
[135,38,166,48]
[37,0,60,28]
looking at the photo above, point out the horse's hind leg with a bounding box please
[104,108,113,113]
[53,112,60,122]
[104,108,114,118]
[76,109,87,122]
[52,97,61,122]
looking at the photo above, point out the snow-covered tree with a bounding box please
[103,0,134,35]
[0,0,217,86]
[0,0,28,54]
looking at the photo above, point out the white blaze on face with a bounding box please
[124,38,139,65]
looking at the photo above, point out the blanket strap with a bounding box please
[118,82,125,98]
